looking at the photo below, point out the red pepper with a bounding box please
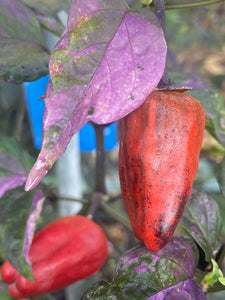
[119,90,205,252]
[1,215,108,299]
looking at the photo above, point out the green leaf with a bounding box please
[81,281,112,300]
[140,0,153,5]
[219,277,225,286]
[0,186,36,280]
[204,259,223,286]
[181,191,222,262]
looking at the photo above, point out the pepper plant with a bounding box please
[0,0,225,299]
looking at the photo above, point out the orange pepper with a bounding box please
[119,90,205,252]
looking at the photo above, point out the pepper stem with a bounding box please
[154,0,174,89]
[154,0,166,32]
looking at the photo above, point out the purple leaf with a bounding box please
[81,236,203,300]
[25,0,166,190]
[0,176,27,198]
[181,190,222,262]
[23,189,45,265]
[117,236,198,279]
[147,279,206,300]
[182,73,206,90]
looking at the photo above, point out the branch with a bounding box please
[165,0,225,9]
[14,97,25,142]
[101,202,132,230]
[55,194,88,204]
[92,123,106,194]
[154,0,174,89]
[154,0,166,33]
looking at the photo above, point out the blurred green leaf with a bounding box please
[215,156,225,198]
[0,137,34,198]
[20,0,71,15]
[192,90,225,148]
[0,0,49,83]
[201,134,225,157]
[0,289,13,300]
[140,0,153,5]
[0,137,34,174]
[170,73,225,148]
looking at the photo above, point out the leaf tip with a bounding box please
[25,171,44,191]
[24,177,35,192]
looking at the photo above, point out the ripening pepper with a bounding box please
[1,215,108,299]
[119,90,205,252]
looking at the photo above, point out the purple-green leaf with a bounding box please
[0,187,44,280]
[82,236,203,300]
[180,190,222,262]
[0,137,45,278]
[0,0,49,83]
[25,0,167,190]
[0,137,33,197]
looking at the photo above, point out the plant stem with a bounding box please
[14,96,25,142]
[56,194,88,204]
[93,124,106,194]
[165,0,225,10]
[109,194,122,202]
[154,0,173,89]
[101,202,132,230]
[154,0,166,33]
[207,284,225,293]
[87,192,103,218]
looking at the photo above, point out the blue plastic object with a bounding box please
[24,76,118,151]
[23,75,49,149]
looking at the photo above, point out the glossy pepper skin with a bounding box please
[1,215,108,299]
[119,90,205,252]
